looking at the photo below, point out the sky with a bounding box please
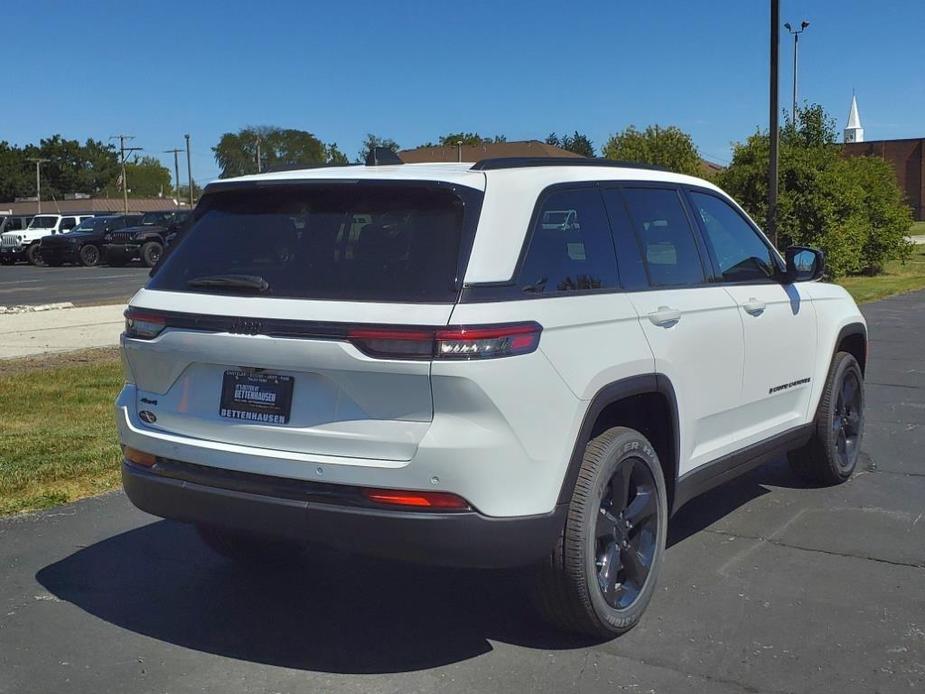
[4,0,924,187]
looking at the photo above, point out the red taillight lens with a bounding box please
[346,328,435,359]
[362,488,470,510]
[124,309,166,340]
[348,322,542,360]
[435,323,542,359]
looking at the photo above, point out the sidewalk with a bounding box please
[0,304,125,359]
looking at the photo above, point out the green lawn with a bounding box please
[839,245,925,303]
[0,351,123,515]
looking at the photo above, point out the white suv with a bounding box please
[116,157,867,637]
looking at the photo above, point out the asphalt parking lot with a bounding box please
[1,291,923,694]
[0,263,149,307]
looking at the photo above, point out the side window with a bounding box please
[60,217,77,231]
[110,218,126,230]
[621,188,705,287]
[689,191,778,282]
[518,188,618,294]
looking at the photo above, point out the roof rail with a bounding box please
[469,157,670,172]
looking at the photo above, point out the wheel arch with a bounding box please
[835,322,867,375]
[557,374,680,513]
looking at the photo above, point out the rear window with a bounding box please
[149,183,480,302]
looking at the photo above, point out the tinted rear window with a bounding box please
[149,183,480,302]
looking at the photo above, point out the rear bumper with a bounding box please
[122,460,566,568]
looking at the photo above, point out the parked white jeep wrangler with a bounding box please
[117,157,866,637]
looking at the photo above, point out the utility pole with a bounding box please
[184,134,194,206]
[27,158,49,214]
[768,0,780,248]
[164,148,184,205]
[784,20,811,123]
[110,135,142,213]
[255,135,262,173]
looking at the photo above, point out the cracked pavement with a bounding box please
[1,291,923,693]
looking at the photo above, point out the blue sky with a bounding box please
[5,0,924,186]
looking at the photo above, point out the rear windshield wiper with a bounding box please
[187,274,270,293]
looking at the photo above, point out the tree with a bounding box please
[546,131,595,157]
[176,180,203,203]
[420,132,506,147]
[0,142,29,201]
[717,104,912,277]
[601,125,702,176]
[357,134,400,163]
[213,127,344,178]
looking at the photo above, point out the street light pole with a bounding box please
[164,149,183,205]
[27,158,49,214]
[768,0,780,248]
[184,134,194,206]
[784,20,810,123]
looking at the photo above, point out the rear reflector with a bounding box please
[348,322,542,360]
[124,446,157,467]
[124,309,166,340]
[362,488,470,510]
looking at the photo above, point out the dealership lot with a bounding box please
[0,291,923,694]
[0,264,148,308]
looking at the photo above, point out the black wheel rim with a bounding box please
[833,370,862,470]
[595,457,658,610]
[83,246,99,265]
[148,247,161,264]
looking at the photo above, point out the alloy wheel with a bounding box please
[833,370,862,470]
[595,457,659,610]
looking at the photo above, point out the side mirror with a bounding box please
[784,246,825,282]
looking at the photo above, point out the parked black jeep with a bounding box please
[102,210,192,267]
[39,214,143,267]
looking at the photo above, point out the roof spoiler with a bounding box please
[366,147,403,166]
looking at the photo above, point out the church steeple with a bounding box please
[844,93,864,143]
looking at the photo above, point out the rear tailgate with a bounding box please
[122,180,482,463]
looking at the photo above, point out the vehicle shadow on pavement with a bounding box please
[35,458,809,674]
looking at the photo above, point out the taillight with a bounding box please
[348,322,542,360]
[124,308,166,339]
[346,328,435,359]
[362,488,470,510]
[435,323,542,359]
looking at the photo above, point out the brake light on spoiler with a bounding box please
[348,322,542,360]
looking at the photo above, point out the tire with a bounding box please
[106,252,128,267]
[788,352,864,485]
[196,524,303,566]
[0,256,13,265]
[140,241,163,268]
[26,244,45,266]
[533,426,668,638]
[78,244,101,267]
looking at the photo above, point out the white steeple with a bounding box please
[844,93,864,143]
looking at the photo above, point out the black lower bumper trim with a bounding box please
[122,461,566,568]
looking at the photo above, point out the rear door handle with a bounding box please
[742,298,766,316]
[648,306,682,327]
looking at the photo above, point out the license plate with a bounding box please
[219,370,294,424]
